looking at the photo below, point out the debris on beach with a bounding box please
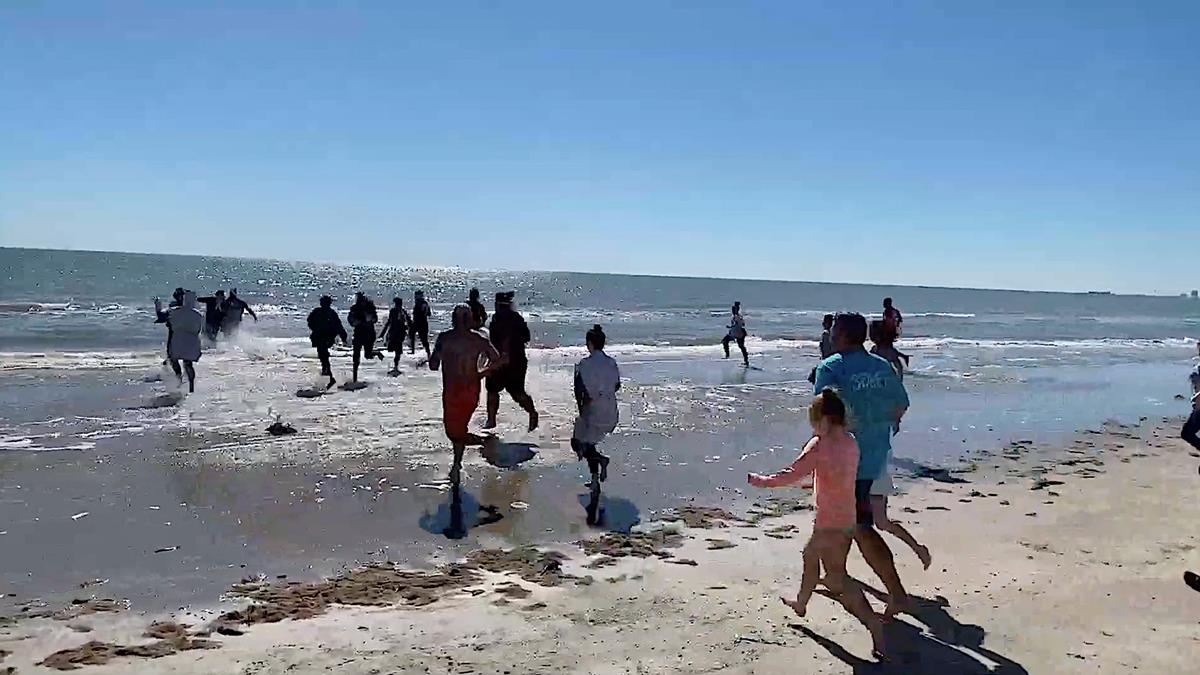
[18,597,127,621]
[38,631,217,671]
[706,538,737,550]
[467,546,574,586]
[745,497,812,523]
[660,505,741,529]
[579,531,684,560]
[266,421,297,436]
[217,562,482,629]
[912,465,970,484]
[1031,478,1065,491]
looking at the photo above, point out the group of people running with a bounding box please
[153,286,256,392]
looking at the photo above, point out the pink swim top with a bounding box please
[749,432,859,530]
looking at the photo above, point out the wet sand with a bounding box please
[2,418,1199,673]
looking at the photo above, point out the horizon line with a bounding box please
[0,244,1169,299]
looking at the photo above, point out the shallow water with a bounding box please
[1,248,1198,612]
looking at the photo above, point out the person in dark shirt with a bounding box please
[380,297,410,375]
[220,289,257,336]
[484,291,539,432]
[197,290,225,342]
[409,290,432,357]
[347,292,385,383]
[307,295,347,389]
[467,287,488,329]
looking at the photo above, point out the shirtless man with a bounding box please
[430,305,505,482]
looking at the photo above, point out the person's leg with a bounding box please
[352,343,362,382]
[482,379,501,425]
[737,336,749,365]
[782,530,824,618]
[317,345,331,376]
[871,495,932,569]
[853,480,910,616]
[420,330,431,357]
[722,335,731,358]
[392,350,401,371]
[822,532,886,659]
[408,331,415,354]
[183,361,196,393]
[169,358,183,383]
[1181,406,1200,452]
[508,362,538,431]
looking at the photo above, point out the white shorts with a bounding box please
[869,471,895,496]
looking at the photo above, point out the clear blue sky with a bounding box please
[1,2,1196,294]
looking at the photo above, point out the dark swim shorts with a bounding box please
[486,359,529,397]
[854,479,875,527]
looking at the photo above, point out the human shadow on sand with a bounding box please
[796,587,1028,674]
[578,489,641,533]
[418,479,504,541]
[480,439,538,469]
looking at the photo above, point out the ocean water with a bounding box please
[1,247,1198,610]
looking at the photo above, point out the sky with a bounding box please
[1,2,1197,294]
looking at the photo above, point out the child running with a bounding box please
[747,388,886,659]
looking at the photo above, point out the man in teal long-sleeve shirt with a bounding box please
[814,312,911,617]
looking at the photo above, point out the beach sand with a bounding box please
[2,419,1198,674]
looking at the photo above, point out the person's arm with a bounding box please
[614,363,621,393]
[244,301,257,321]
[889,369,911,424]
[813,360,836,395]
[519,317,531,344]
[429,334,444,371]
[153,298,169,323]
[748,437,820,488]
[478,338,504,378]
[574,367,589,413]
[379,315,391,339]
[1182,407,1200,452]
[335,316,348,344]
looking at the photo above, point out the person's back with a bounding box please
[576,349,620,425]
[308,306,344,346]
[811,432,858,529]
[815,348,908,481]
[413,298,431,327]
[489,307,529,362]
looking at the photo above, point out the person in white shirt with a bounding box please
[155,290,203,392]
[572,324,621,485]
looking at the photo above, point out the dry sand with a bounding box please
[2,421,1199,674]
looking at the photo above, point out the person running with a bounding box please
[410,290,432,357]
[220,289,257,336]
[572,325,621,486]
[722,301,749,366]
[749,388,886,659]
[380,297,411,376]
[881,297,910,366]
[430,305,504,483]
[819,313,836,359]
[467,287,488,329]
[1184,339,1200,452]
[814,312,912,617]
[153,287,185,359]
[485,291,539,431]
[347,292,385,383]
[869,320,905,381]
[197,290,226,343]
[155,291,203,393]
[307,295,347,389]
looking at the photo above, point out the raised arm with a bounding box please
[748,437,820,488]
[244,301,257,320]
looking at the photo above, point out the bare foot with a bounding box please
[483,419,497,430]
[527,410,539,432]
[780,595,808,618]
[884,594,912,619]
[916,544,932,570]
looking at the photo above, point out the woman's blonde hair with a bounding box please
[808,387,847,427]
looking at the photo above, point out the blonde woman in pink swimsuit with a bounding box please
[748,388,886,660]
